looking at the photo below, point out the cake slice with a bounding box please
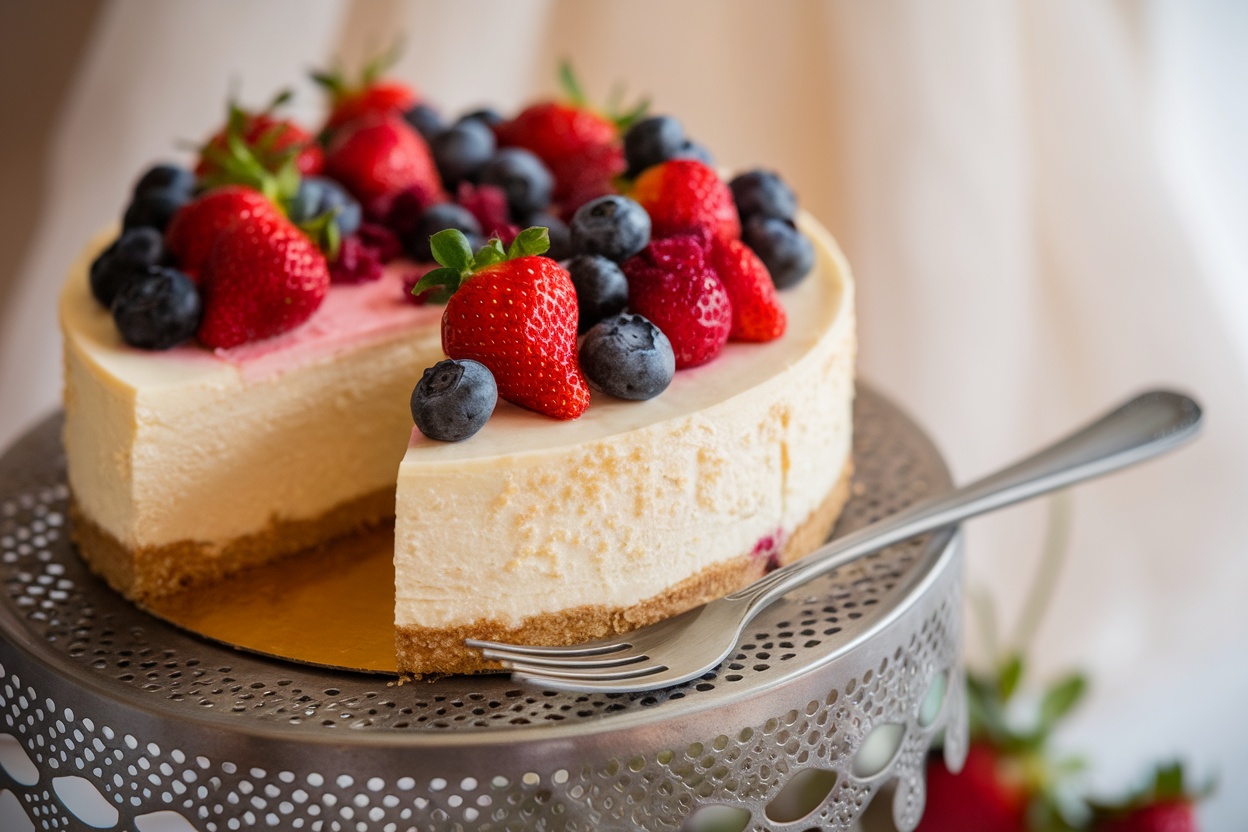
[61,243,444,599]
[394,215,855,674]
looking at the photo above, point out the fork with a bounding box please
[466,390,1202,693]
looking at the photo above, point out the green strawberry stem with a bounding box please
[557,60,649,132]
[312,39,404,98]
[414,227,551,300]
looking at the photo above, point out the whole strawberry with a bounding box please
[631,159,740,242]
[621,235,731,369]
[709,237,786,342]
[198,212,329,348]
[313,47,419,133]
[165,186,282,278]
[196,92,323,180]
[495,63,643,213]
[415,228,590,420]
[917,743,1029,832]
[324,115,443,208]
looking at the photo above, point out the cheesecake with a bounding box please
[62,214,854,676]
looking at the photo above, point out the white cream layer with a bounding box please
[61,236,444,552]
[394,216,856,631]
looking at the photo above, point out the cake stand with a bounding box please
[0,386,965,832]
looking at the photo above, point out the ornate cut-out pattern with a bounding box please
[0,389,965,830]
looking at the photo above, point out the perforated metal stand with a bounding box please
[0,386,965,832]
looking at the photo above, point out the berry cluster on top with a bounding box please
[406,68,815,441]
[88,53,814,441]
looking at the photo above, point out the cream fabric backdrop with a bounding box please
[1,0,1244,824]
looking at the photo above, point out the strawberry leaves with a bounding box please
[414,227,552,303]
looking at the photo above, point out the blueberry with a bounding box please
[404,203,482,261]
[411,359,498,441]
[569,195,651,262]
[578,313,675,401]
[623,115,686,177]
[122,189,187,233]
[89,227,165,307]
[742,215,814,289]
[523,212,572,260]
[567,255,628,333]
[729,170,797,222]
[288,176,362,237]
[133,164,195,199]
[111,266,201,350]
[403,103,445,143]
[674,139,714,168]
[478,148,553,218]
[459,108,503,129]
[432,119,496,188]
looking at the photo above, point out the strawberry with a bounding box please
[165,186,282,279]
[196,92,323,181]
[918,743,1029,832]
[495,63,644,214]
[1092,763,1208,832]
[324,115,443,208]
[197,211,329,348]
[1099,802,1198,832]
[631,159,740,242]
[709,237,786,342]
[312,47,419,133]
[495,101,618,170]
[415,228,589,419]
[621,235,731,369]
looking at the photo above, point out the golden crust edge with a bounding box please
[69,487,395,602]
[396,457,854,676]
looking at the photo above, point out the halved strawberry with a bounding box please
[197,211,329,348]
[415,228,589,419]
[324,115,443,208]
[621,235,731,369]
[709,237,786,342]
[631,159,740,242]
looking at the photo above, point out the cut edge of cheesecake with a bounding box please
[68,487,395,603]
[395,457,854,677]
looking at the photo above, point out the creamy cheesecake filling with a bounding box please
[394,217,856,639]
[61,238,443,557]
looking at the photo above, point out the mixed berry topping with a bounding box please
[411,359,498,442]
[92,53,818,437]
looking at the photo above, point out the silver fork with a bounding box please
[466,390,1202,693]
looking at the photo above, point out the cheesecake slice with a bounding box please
[61,239,445,599]
[394,215,855,674]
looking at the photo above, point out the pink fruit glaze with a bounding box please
[211,262,440,382]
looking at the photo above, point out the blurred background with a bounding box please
[0,0,1245,825]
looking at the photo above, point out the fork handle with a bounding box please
[729,390,1203,614]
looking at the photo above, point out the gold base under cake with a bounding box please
[396,458,854,676]
[69,487,395,602]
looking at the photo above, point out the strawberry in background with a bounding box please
[918,497,1212,832]
[495,63,647,219]
[196,91,323,182]
[312,43,420,135]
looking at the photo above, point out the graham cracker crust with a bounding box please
[396,457,855,676]
[70,487,395,602]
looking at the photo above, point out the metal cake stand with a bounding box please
[0,386,965,832]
